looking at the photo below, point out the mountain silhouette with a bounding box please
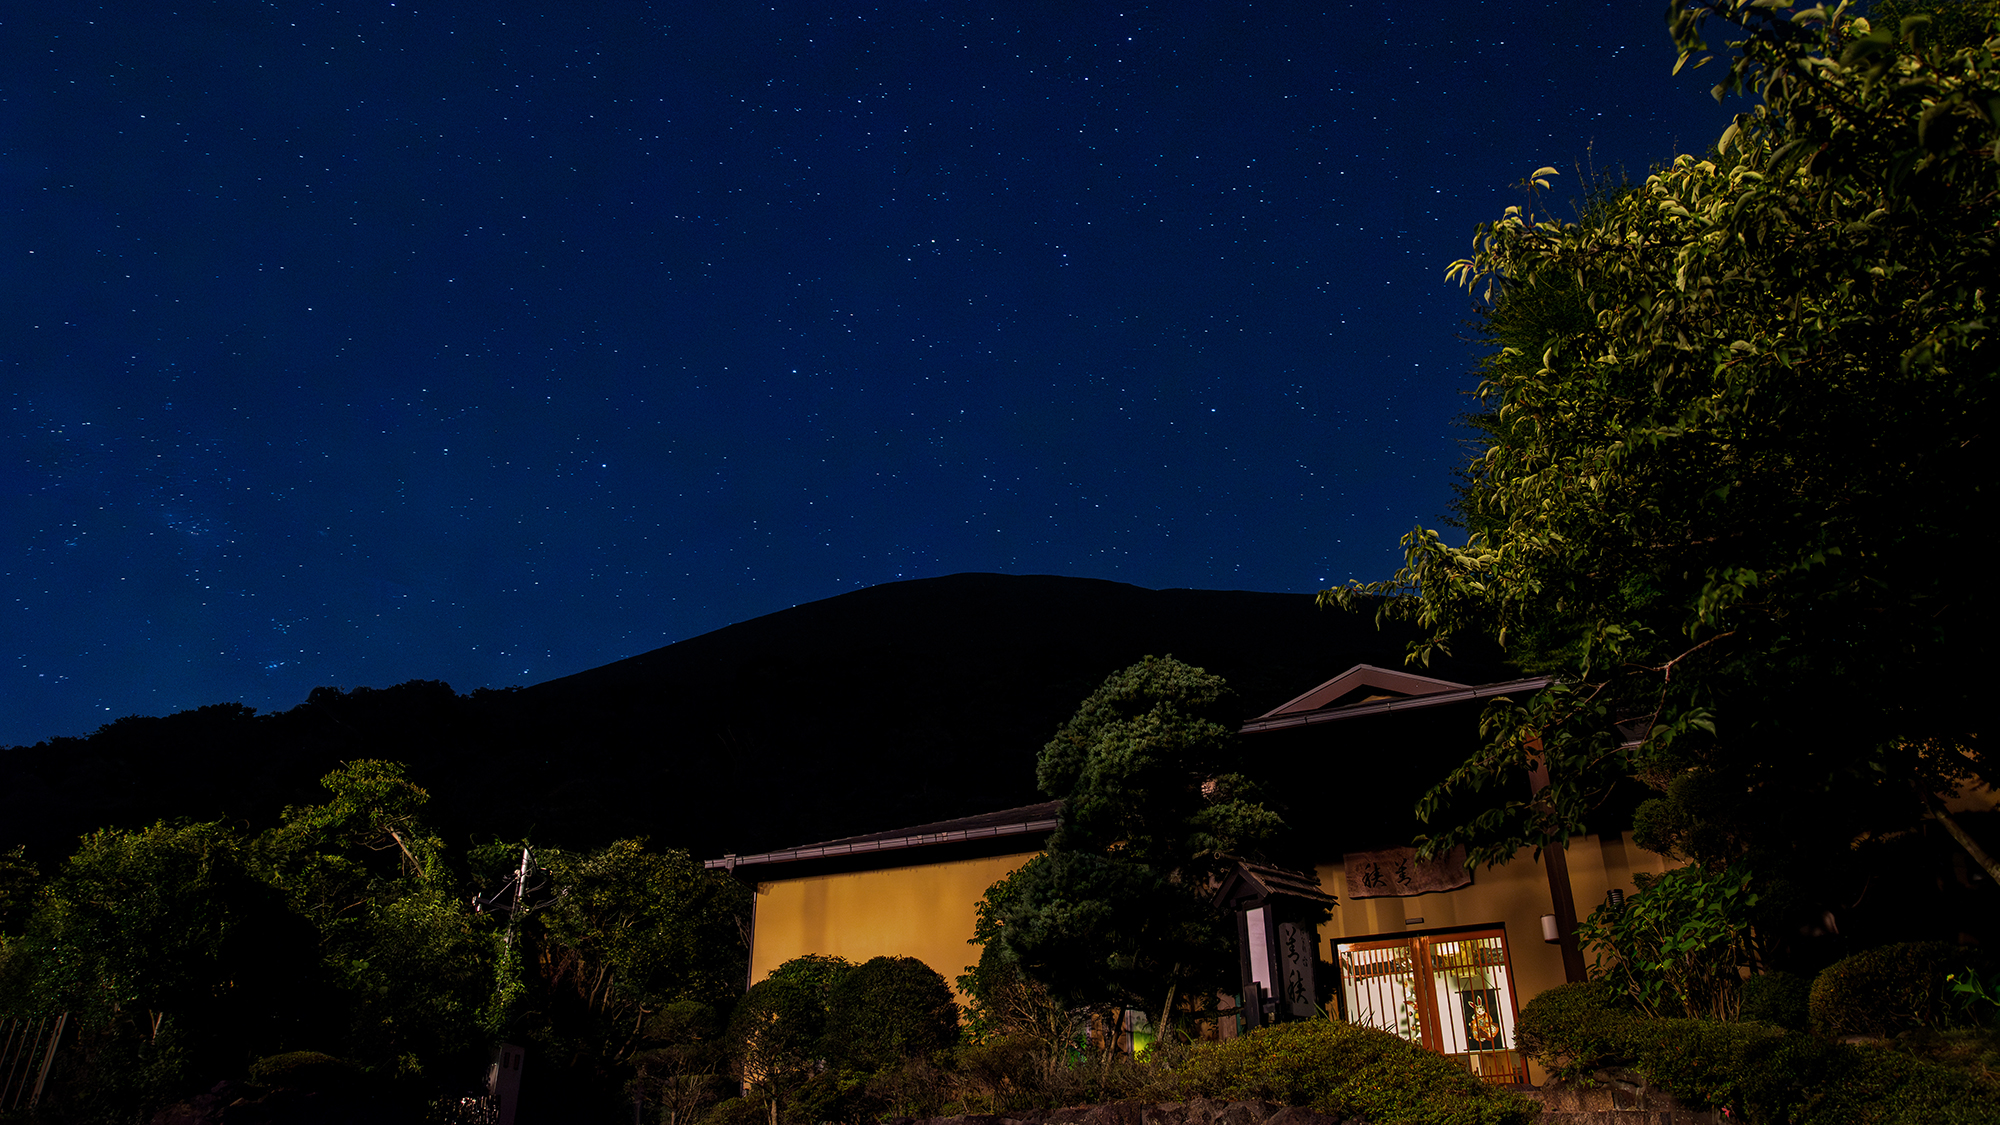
[1,573,1505,864]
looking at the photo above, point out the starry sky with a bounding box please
[2,1,1736,747]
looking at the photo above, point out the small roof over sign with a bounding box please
[1252,663,1472,720]
[1213,858,1338,909]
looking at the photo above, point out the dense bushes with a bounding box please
[1173,1019,1537,1125]
[727,955,963,1124]
[825,956,962,1073]
[1516,973,2000,1125]
[1739,971,1810,1032]
[0,762,753,1125]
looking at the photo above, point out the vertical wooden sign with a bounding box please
[1276,922,1318,1019]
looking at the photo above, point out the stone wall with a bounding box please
[894,1076,1723,1125]
[893,1098,1356,1125]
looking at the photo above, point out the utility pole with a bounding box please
[506,846,530,946]
[470,846,541,1122]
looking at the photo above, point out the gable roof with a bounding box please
[1240,664,1552,735]
[1252,663,1474,719]
[705,800,1061,874]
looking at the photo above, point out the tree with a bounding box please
[257,760,496,1080]
[500,836,750,1113]
[9,820,323,1116]
[1327,0,2000,918]
[727,954,854,1122]
[822,956,959,1074]
[972,657,1288,1029]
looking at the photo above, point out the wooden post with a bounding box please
[1526,744,1587,984]
[30,1013,66,1110]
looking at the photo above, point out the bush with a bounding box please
[246,1050,362,1092]
[1515,976,2000,1123]
[1174,1019,1538,1125]
[1740,971,1811,1032]
[1811,941,1972,1038]
[1576,863,1759,1020]
[1735,1031,2000,1125]
[1630,1019,1782,1109]
[726,954,854,1104]
[699,1096,769,1125]
[1514,979,1636,1082]
[824,956,960,1072]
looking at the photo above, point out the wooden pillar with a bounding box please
[1526,743,1587,984]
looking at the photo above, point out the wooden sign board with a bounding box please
[1343,845,1471,898]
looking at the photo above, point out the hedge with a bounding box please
[1515,979,2000,1124]
[1809,941,1973,1038]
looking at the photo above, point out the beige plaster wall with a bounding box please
[750,852,1037,996]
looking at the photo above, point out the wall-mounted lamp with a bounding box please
[1607,888,1626,912]
[1540,913,1561,944]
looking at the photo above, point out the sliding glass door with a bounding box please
[1334,928,1525,1084]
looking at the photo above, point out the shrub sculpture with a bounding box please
[1174,1020,1538,1125]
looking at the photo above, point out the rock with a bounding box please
[1262,1106,1346,1125]
[1079,1102,1149,1125]
[1217,1100,1281,1125]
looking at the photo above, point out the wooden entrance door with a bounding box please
[1334,928,1526,1084]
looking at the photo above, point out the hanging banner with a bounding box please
[1343,845,1471,898]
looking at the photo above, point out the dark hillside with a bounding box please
[0,573,1505,864]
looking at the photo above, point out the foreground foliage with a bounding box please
[1577,863,1761,1020]
[1326,0,2000,965]
[1518,973,2000,1124]
[0,760,749,1123]
[1175,1019,1538,1125]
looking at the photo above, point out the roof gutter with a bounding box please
[705,816,1060,873]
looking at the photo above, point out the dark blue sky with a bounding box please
[3,1,1734,746]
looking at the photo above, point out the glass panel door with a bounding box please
[1336,939,1426,1046]
[1334,928,1526,1085]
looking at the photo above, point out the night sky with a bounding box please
[3,1,1734,747]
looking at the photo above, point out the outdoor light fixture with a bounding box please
[1541,913,1561,943]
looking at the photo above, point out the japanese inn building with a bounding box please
[704,664,1680,1086]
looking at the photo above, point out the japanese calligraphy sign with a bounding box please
[1276,921,1319,1019]
[1342,845,1471,899]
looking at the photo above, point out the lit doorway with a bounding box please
[1333,927,1526,1084]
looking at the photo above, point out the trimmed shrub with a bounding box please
[1735,1032,2000,1125]
[1174,1019,1538,1125]
[824,955,961,1072]
[727,954,854,1100]
[246,1050,362,1093]
[1631,1019,1781,1109]
[699,1096,768,1125]
[1516,975,2000,1124]
[1740,971,1811,1032]
[1811,942,1969,1037]
[1514,979,1636,1082]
